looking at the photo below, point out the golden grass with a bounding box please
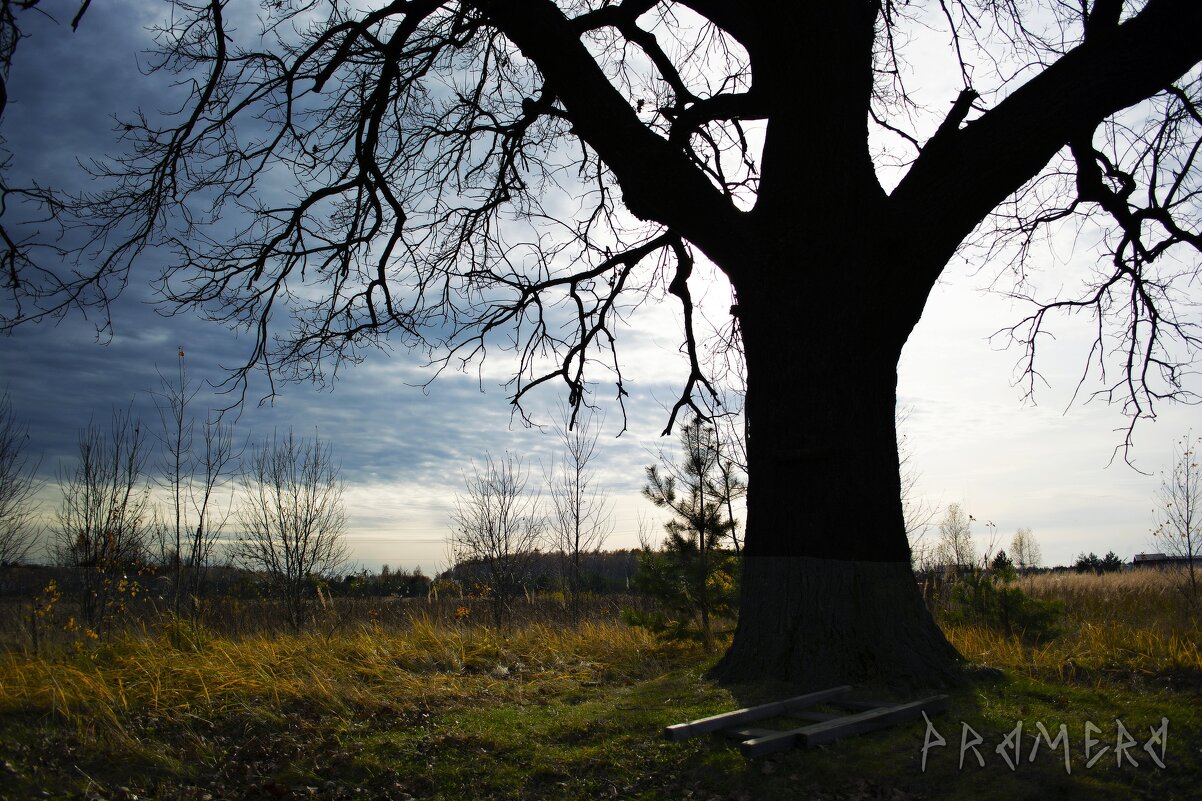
[4,571,1198,745]
[1020,569,1185,614]
[0,616,681,737]
[943,569,1202,678]
[945,622,1202,678]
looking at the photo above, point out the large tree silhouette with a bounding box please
[4,1,1202,686]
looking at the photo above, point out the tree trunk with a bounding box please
[715,556,961,688]
[712,261,962,689]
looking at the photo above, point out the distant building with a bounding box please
[1133,552,1194,569]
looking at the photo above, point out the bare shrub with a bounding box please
[0,392,42,566]
[233,430,348,632]
[450,452,545,628]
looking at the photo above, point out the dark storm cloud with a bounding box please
[5,0,172,188]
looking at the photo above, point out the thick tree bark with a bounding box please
[715,557,961,689]
[711,253,962,689]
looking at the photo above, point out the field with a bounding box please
[0,570,1199,801]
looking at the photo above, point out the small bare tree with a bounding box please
[152,349,240,617]
[545,406,612,626]
[936,503,976,573]
[0,392,41,565]
[234,430,347,631]
[1152,432,1201,604]
[450,452,545,627]
[52,408,152,633]
[1010,527,1041,575]
[898,408,938,571]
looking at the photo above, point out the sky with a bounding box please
[0,1,1199,573]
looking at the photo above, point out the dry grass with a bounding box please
[943,568,1202,679]
[0,616,680,739]
[7,570,1198,738]
[1019,568,1192,614]
[2,577,1200,800]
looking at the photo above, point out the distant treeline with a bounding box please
[0,549,646,601]
[438,549,641,596]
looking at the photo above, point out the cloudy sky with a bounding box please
[1,1,1198,572]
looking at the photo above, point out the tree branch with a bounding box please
[892,0,1202,268]
[472,0,748,267]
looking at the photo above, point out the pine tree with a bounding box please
[634,418,742,649]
